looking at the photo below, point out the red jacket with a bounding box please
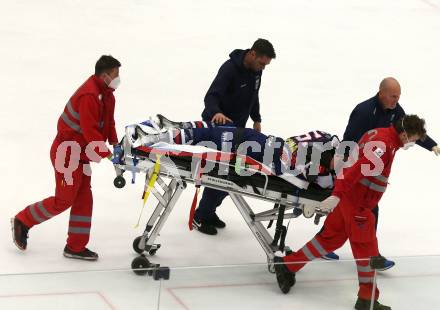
[333,127,402,210]
[56,75,118,162]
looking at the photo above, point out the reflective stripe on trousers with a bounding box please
[69,215,92,235]
[29,201,54,223]
[358,276,375,284]
[300,237,328,260]
[68,227,91,234]
[359,178,387,192]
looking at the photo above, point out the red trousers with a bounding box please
[283,197,379,300]
[16,139,94,252]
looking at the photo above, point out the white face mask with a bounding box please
[403,141,416,150]
[108,76,121,90]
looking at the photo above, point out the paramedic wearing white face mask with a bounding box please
[103,71,121,90]
[11,55,121,261]
[275,115,427,310]
[324,77,439,266]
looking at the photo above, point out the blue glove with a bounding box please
[112,145,123,164]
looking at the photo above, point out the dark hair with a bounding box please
[307,135,340,172]
[394,114,427,140]
[95,55,121,75]
[251,38,276,59]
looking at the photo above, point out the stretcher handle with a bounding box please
[314,214,323,225]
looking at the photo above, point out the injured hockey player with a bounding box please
[123,115,341,189]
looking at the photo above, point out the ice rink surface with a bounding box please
[1,0,440,309]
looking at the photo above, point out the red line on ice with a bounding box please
[165,272,440,309]
[0,291,116,309]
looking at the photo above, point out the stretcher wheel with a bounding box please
[131,256,151,276]
[133,236,144,254]
[114,176,126,188]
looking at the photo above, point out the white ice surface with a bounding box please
[1,0,440,309]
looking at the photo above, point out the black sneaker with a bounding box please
[354,298,391,310]
[63,246,99,261]
[370,255,395,271]
[192,218,217,235]
[11,217,29,251]
[274,256,296,294]
[205,214,226,229]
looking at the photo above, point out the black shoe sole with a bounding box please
[204,217,226,229]
[11,218,26,251]
[376,262,395,272]
[211,223,226,229]
[274,258,296,294]
[63,252,98,261]
[355,300,391,310]
[192,222,217,235]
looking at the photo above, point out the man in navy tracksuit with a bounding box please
[323,77,439,267]
[194,38,276,235]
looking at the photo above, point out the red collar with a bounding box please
[91,75,114,94]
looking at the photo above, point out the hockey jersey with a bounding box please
[284,130,340,188]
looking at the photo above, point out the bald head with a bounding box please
[378,77,401,110]
[379,77,401,92]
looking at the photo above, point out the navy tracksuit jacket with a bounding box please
[197,49,264,221]
[343,94,437,231]
[201,49,262,127]
[343,94,436,150]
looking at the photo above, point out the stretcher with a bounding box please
[112,134,332,275]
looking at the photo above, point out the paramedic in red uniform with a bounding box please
[11,55,121,261]
[273,115,427,310]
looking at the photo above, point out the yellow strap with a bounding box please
[135,154,162,228]
[143,155,161,205]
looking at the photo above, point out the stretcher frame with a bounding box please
[114,137,331,273]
